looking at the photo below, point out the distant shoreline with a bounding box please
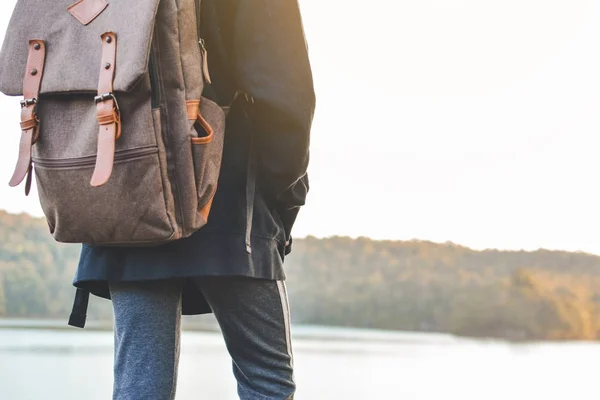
[0,318,475,344]
[2,319,596,344]
[0,318,220,333]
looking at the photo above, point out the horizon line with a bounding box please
[0,208,597,258]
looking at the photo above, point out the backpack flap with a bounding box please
[0,0,161,191]
[0,0,161,96]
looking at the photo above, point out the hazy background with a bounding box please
[298,0,600,253]
[1,0,599,254]
[1,1,600,398]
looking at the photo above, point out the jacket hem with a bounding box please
[73,232,286,315]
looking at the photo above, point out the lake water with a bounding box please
[0,326,598,399]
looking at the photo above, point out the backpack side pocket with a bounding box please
[188,97,225,227]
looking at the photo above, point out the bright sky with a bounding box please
[0,0,599,254]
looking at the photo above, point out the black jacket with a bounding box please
[202,0,314,208]
[71,0,315,324]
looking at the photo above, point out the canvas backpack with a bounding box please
[0,0,225,246]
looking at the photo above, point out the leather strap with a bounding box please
[90,32,120,187]
[186,100,200,120]
[199,194,215,223]
[9,40,46,195]
[186,99,230,120]
[191,113,214,144]
[185,100,214,144]
[243,99,256,254]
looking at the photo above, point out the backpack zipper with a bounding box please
[194,0,202,40]
[33,147,158,168]
[194,0,212,84]
[199,39,212,84]
[149,49,160,108]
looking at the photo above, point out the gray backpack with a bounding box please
[0,0,225,246]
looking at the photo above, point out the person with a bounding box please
[71,0,315,399]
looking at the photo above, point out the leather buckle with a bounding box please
[95,92,121,140]
[20,98,40,143]
[20,97,37,108]
[94,92,120,110]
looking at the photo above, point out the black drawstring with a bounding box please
[242,93,256,254]
[68,288,90,328]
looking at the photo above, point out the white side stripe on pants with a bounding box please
[276,280,294,369]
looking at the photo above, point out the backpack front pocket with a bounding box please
[34,146,175,245]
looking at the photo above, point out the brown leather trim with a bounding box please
[90,124,117,187]
[97,112,119,125]
[186,100,200,120]
[91,32,119,187]
[97,33,117,100]
[67,0,109,26]
[187,99,215,144]
[199,193,216,224]
[23,40,46,101]
[191,137,213,144]
[20,117,38,131]
[187,100,230,120]
[9,129,34,188]
[191,113,215,145]
[10,40,45,192]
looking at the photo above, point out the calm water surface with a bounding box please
[0,326,598,399]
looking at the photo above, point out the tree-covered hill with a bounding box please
[2,210,599,341]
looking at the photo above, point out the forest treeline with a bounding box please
[1,210,600,341]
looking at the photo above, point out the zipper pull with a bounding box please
[24,160,33,196]
[199,38,212,84]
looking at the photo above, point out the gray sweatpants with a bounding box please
[110,278,295,400]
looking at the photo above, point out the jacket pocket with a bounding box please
[33,146,175,245]
[190,97,225,226]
